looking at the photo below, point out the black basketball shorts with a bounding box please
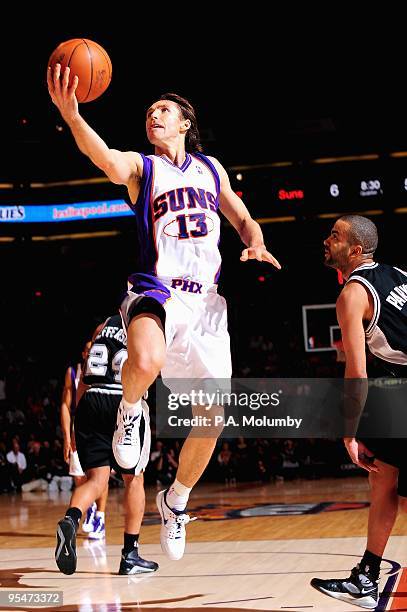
[359,358,407,497]
[75,390,144,475]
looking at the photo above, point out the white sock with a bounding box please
[166,479,192,511]
[95,511,105,520]
[122,397,142,414]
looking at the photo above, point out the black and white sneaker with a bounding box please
[118,547,159,575]
[55,516,77,575]
[311,565,379,609]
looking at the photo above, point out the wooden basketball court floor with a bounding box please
[1,477,407,611]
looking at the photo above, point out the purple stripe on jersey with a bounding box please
[127,273,171,305]
[192,153,221,202]
[130,154,157,274]
[182,155,192,172]
[214,264,221,284]
[214,234,222,283]
[180,153,191,171]
[161,153,191,173]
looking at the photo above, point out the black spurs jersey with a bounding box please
[83,314,128,388]
[346,262,407,365]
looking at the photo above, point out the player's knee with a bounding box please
[369,469,398,494]
[399,496,407,512]
[128,351,164,379]
[123,472,143,487]
[130,476,144,494]
[86,470,109,495]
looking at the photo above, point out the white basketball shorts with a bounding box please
[162,283,232,389]
[121,276,232,392]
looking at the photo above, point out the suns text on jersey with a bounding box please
[152,187,217,221]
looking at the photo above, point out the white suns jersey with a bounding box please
[129,152,222,285]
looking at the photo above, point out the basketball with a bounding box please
[48,39,112,103]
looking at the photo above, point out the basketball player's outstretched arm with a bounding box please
[47,65,142,187]
[209,158,281,269]
[337,283,378,473]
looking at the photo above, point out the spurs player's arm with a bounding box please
[337,282,378,473]
[47,64,143,203]
[60,367,75,464]
[208,157,281,269]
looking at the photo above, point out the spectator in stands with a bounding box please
[166,448,178,483]
[281,439,301,480]
[217,441,236,485]
[254,442,271,482]
[150,441,180,487]
[7,439,27,491]
[235,437,251,481]
[27,441,50,481]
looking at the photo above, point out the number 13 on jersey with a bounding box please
[176,213,209,239]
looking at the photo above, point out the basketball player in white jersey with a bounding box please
[48,66,281,560]
[60,341,109,538]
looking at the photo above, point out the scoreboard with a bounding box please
[232,158,407,216]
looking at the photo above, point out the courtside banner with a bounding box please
[155,377,407,438]
[0,200,132,223]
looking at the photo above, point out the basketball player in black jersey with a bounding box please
[60,342,109,537]
[55,314,158,576]
[311,215,407,609]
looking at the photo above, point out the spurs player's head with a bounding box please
[146,93,203,153]
[324,215,378,277]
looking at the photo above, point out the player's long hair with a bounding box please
[159,93,203,152]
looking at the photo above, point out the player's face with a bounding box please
[323,220,352,269]
[146,101,186,145]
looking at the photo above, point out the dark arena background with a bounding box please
[0,21,406,611]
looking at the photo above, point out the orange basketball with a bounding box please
[48,39,112,103]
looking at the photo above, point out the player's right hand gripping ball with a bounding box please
[48,39,112,102]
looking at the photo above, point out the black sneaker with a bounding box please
[118,547,159,575]
[311,565,379,609]
[55,516,77,575]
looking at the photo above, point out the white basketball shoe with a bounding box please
[156,489,196,560]
[112,400,142,469]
